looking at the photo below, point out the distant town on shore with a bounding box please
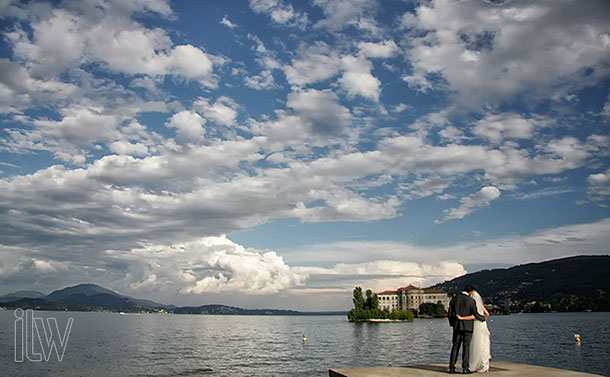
[1,255,608,315]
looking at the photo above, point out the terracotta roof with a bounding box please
[398,284,421,291]
[424,289,446,294]
[377,290,397,295]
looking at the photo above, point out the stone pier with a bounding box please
[329,362,604,377]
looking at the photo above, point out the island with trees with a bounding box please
[348,287,413,322]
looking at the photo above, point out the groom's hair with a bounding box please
[463,284,474,292]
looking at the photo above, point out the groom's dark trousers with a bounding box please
[450,329,473,371]
[448,292,486,371]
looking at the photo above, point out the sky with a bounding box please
[0,0,609,311]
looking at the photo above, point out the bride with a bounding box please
[457,289,491,372]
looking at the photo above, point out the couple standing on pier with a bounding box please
[448,285,491,374]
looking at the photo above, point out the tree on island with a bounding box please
[347,286,414,322]
[353,287,365,310]
[365,288,379,310]
[418,301,447,318]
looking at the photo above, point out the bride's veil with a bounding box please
[472,290,484,315]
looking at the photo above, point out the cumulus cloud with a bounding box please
[339,55,381,101]
[0,235,305,298]
[603,98,610,118]
[194,96,238,127]
[249,0,307,28]
[109,140,149,156]
[283,43,341,86]
[180,236,306,294]
[436,186,501,223]
[165,110,206,141]
[588,168,610,201]
[0,59,78,113]
[1,106,122,164]
[287,89,351,135]
[6,2,219,86]
[313,0,378,32]
[404,0,610,107]
[358,40,399,58]
[244,70,277,90]
[294,190,400,223]
[473,113,544,144]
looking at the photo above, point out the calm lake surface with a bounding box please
[1,311,608,376]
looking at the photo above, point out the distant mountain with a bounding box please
[0,283,172,312]
[2,293,142,312]
[173,304,301,315]
[430,255,610,312]
[55,293,142,312]
[0,290,46,302]
[46,283,119,301]
[45,283,173,309]
[130,298,177,309]
[0,284,300,315]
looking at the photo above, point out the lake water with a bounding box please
[1,311,608,376]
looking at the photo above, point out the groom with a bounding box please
[448,284,486,374]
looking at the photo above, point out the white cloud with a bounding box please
[588,168,610,201]
[165,110,206,141]
[392,103,409,113]
[33,107,118,147]
[0,59,78,112]
[109,140,149,156]
[473,113,544,144]
[294,189,400,223]
[6,2,219,87]
[194,96,238,127]
[220,15,237,29]
[33,259,58,274]
[287,89,351,135]
[399,175,454,200]
[249,0,307,28]
[313,0,377,32]
[339,55,381,101]
[358,40,399,58]
[436,186,501,223]
[0,106,121,164]
[244,70,277,90]
[283,43,341,86]
[404,0,610,107]
[180,236,306,294]
[602,97,610,118]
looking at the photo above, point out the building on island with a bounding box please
[377,284,450,312]
[377,290,400,311]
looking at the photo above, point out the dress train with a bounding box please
[469,291,490,372]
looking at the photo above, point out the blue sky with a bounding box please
[0,0,609,311]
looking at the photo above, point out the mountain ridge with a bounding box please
[429,255,610,312]
[0,290,46,302]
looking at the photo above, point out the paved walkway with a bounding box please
[329,362,603,377]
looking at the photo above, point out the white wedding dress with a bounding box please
[469,291,491,372]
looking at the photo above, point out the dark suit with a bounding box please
[448,292,486,371]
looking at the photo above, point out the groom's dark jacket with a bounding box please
[448,292,486,332]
